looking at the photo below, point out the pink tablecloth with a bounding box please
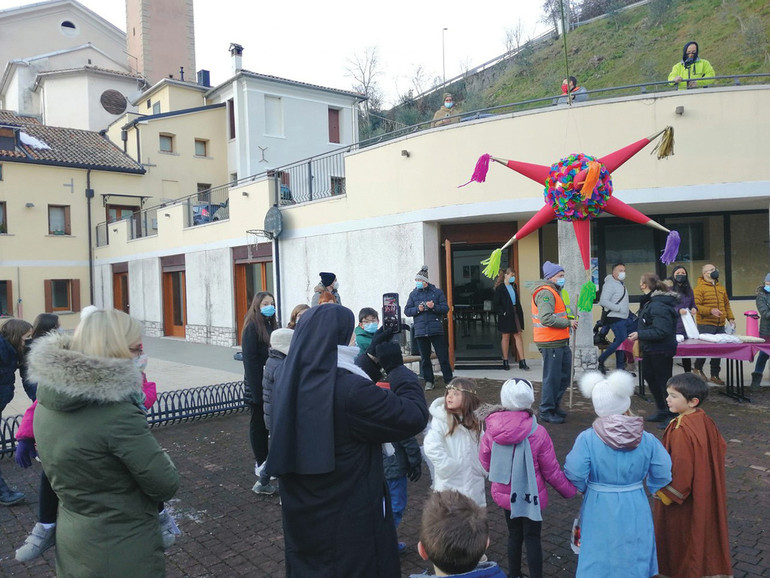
[616,338,763,361]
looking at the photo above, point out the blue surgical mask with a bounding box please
[416,282,424,289]
[364,322,378,333]
[555,278,566,287]
[509,276,516,284]
[764,285,770,293]
[261,305,276,317]
[444,101,453,109]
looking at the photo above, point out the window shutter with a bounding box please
[64,206,71,235]
[44,280,53,313]
[6,280,12,317]
[71,279,81,312]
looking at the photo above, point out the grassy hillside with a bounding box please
[482,0,769,107]
[381,0,770,130]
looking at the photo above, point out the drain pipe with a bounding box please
[86,170,95,304]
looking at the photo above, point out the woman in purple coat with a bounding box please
[670,265,696,372]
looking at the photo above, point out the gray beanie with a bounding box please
[415,266,429,284]
[270,328,294,356]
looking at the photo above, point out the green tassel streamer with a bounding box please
[577,281,597,312]
[481,248,502,279]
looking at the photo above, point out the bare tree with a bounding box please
[345,46,383,117]
[504,19,524,54]
[409,65,430,97]
[541,0,570,33]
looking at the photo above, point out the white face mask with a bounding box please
[617,272,626,281]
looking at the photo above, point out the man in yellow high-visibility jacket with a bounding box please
[531,261,578,423]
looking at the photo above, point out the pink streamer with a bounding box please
[458,154,491,187]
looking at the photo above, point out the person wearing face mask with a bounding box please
[492,267,528,370]
[669,265,697,373]
[405,266,453,391]
[241,291,279,490]
[628,273,679,424]
[531,261,577,424]
[668,41,715,90]
[431,93,462,128]
[555,76,588,105]
[311,271,342,306]
[692,264,734,385]
[354,307,380,355]
[597,263,631,374]
[750,273,770,392]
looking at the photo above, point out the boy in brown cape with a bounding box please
[653,373,733,578]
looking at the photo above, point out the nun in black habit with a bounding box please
[265,304,429,577]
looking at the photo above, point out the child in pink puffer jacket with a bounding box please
[478,378,576,578]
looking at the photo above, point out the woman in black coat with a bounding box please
[265,304,429,577]
[241,291,278,488]
[492,267,529,370]
[628,273,678,423]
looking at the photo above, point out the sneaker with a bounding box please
[158,510,181,550]
[692,369,707,380]
[710,375,725,386]
[397,542,407,554]
[15,523,56,562]
[424,382,434,391]
[252,481,278,495]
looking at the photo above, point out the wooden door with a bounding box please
[163,271,186,337]
[113,272,129,313]
[234,262,273,344]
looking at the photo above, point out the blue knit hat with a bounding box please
[542,261,565,280]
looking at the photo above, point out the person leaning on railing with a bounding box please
[668,41,715,90]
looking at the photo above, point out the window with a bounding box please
[0,162,3,180]
[0,128,14,151]
[0,280,11,316]
[228,98,236,139]
[0,201,6,233]
[194,139,208,157]
[44,279,80,312]
[331,176,345,196]
[197,183,212,199]
[106,205,136,223]
[229,172,238,184]
[159,134,174,153]
[152,102,161,115]
[48,205,71,235]
[264,96,283,136]
[146,99,151,109]
[328,108,340,143]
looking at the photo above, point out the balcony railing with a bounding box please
[269,149,348,206]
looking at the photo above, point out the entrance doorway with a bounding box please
[234,260,273,344]
[446,244,510,368]
[162,271,186,337]
[113,271,129,313]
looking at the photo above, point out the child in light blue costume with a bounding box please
[564,371,672,578]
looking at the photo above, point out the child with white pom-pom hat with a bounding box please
[564,371,672,578]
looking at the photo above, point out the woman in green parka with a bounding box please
[29,309,179,578]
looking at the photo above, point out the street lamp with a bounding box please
[442,27,448,85]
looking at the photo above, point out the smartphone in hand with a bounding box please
[382,293,401,334]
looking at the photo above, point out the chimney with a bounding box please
[229,43,243,74]
[197,69,211,87]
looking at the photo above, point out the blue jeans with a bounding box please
[597,317,628,369]
[694,324,725,376]
[538,345,571,415]
[416,334,453,384]
[387,477,408,528]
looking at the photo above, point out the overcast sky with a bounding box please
[0,0,549,105]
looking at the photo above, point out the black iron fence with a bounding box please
[0,382,247,459]
[269,150,348,206]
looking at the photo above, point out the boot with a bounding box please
[750,372,763,392]
[519,359,530,370]
[502,359,510,371]
[0,476,24,506]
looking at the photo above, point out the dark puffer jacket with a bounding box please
[636,290,678,356]
[262,348,287,431]
[756,286,770,338]
[404,283,449,337]
[383,436,422,481]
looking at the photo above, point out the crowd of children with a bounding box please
[1,281,733,577]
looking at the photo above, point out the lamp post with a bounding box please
[442,27,448,85]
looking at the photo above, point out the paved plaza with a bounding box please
[0,340,768,577]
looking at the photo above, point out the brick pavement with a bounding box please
[0,381,768,577]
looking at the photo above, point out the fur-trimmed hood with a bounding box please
[28,333,143,412]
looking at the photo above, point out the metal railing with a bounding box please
[0,382,248,458]
[269,149,348,206]
[181,183,230,228]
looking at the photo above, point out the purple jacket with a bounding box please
[479,408,576,511]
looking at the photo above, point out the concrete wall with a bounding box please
[185,247,235,345]
[128,257,162,335]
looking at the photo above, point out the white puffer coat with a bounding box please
[423,397,487,507]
